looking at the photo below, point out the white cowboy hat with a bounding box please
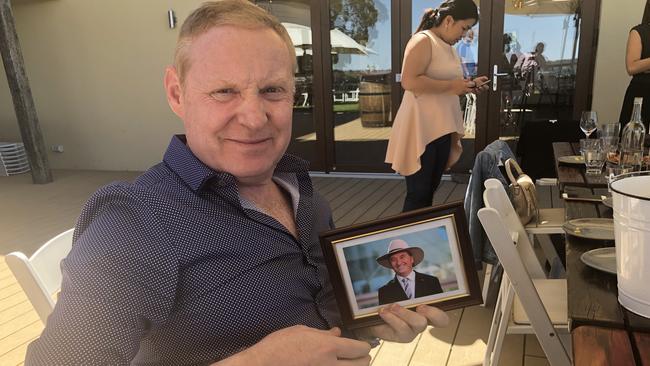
[376,239,424,269]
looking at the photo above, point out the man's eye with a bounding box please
[261,87,288,100]
[210,89,237,101]
[262,86,281,93]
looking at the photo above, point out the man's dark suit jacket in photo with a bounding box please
[377,271,443,305]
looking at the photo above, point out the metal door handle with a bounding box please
[492,65,509,91]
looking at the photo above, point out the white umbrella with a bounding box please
[281,22,373,55]
[506,0,579,15]
[329,28,374,55]
[283,22,312,47]
[294,48,313,57]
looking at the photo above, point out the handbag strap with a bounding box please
[505,158,524,186]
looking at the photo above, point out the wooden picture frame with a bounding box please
[320,201,481,329]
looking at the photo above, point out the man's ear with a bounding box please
[164,66,184,118]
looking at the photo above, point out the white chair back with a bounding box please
[478,207,571,366]
[5,228,75,323]
[482,178,546,278]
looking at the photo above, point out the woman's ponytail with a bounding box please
[415,0,479,33]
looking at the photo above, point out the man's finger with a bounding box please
[387,304,428,333]
[332,337,372,360]
[296,325,342,337]
[377,306,414,340]
[328,327,342,337]
[416,305,450,328]
[336,354,372,366]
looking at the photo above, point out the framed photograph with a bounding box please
[320,201,481,329]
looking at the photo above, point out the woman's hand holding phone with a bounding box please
[450,76,490,95]
[471,76,490,93]
[450,79,477,95]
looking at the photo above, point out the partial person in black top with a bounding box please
[619,20,650,129]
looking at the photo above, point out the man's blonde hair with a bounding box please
[174,0,296,83]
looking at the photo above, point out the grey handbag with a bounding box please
[505,158,538,225]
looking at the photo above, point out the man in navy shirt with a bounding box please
[26,1,448,364]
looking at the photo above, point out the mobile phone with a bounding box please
[474,79,492,88]
[561,192,607,202]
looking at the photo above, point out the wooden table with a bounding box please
[553,141,609,190]
[553,142,650,365]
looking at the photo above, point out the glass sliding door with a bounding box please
[259,0,600,174]
[494,1,581,140]
[480,0,601,153]
[327,0,395,172]
[267,0,326,171]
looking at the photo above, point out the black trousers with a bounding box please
[619,80,650,131]
[402,133,452,212]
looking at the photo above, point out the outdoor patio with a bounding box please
[0,171,553,366]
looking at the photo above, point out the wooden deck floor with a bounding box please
[0,170,550,365]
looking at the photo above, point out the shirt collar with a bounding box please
[396,271,416,282]
[239,173,300,216]
[163,135,222,192]
[163,135,310,192]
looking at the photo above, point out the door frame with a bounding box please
[314,0,404,173]
[305,0,602,172]
[476,0,602,152]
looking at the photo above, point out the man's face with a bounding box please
[165,26,295,183]
[389,251,414,277]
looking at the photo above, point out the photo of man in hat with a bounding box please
[376,239,443,305]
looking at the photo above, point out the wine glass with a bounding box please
[580,111,598,139]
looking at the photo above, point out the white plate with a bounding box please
[602,196,613,208]
[580,247,616,274]
[562,218,615,240]
[558,155,584,165]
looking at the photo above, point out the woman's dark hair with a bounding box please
[415,0,479,33]
[643,0,649,24]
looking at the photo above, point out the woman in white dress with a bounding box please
[385,0,488,212]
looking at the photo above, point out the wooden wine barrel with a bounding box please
[359,81,391,128]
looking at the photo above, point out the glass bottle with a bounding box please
[620,97,646,169]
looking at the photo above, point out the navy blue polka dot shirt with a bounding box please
[26,135,341,365]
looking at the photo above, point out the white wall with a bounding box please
[0,0,205,171]
[592,0,647,125]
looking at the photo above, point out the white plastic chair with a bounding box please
[463,92,476,136]
[484,179,565,276]
[345,88,359,102]
[481,178,566,305]
[5,228,75,323]
[478,190,571,366]
[332,89,346,103]
[525,178,566,275]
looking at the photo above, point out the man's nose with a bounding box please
[236,93,268,129]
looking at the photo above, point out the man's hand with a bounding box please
[358,304,450,343]
[215,325,371,366]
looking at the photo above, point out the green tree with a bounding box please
[330,0,379,46]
